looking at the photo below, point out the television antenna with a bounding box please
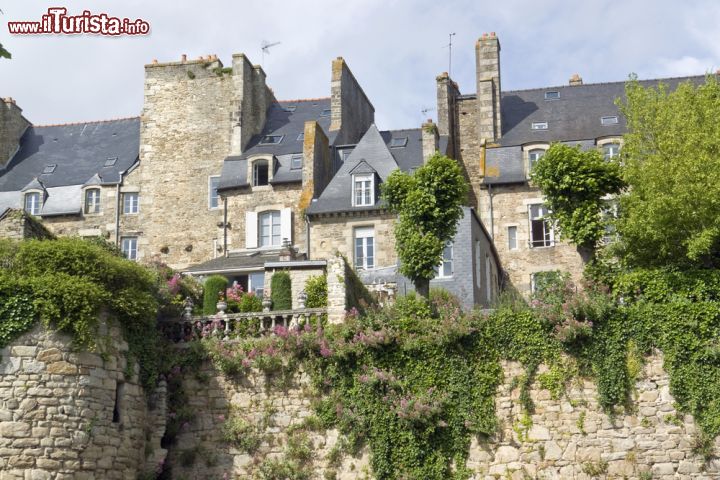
[421,107,435,118]
[445,33,456,77]
[261,40,281,65]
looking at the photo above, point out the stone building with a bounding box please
[438,32,709,293]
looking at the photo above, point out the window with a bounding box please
[389,137,408,148]
[320,108,331,117]
[544,91,560,100]
[123,192,139,214]
[338,148,354,163]
[528,149,546,170]
[42,164,56,174]
[531,122,548,130]
[507,226,518,250]
[253,160,269,186]
[259,135,283,145]
[249,272,265,297]
[24,192,41,215]
[84,188,101,214]
[353,174,374,207]
[296,133,304,141]
[475,241,482,288]
[434,242,453,278]
[485,254,492,302]
[354,227,375,270]
[209,176,220,208]
[121,237,138,260]
[601,116,619,126]
[529,204,554,248]
[259,211,281,247]
[290,154,303,170]
[602,142,621,160]
[282,105,296,112]
[104,157,118,167]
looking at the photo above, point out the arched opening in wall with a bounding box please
[113,381,125,424]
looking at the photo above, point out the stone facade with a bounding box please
[0,320,166,479]
[165,352,718,479]
[0,98,29,168]
[0,209,54,240]
[330,57,375,146]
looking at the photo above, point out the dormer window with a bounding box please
[24,192,42,215]
[601,116,619,126]
[259,135,283,145]
[42,164,56,174]
[253,160,270,186]
[544,91,560,100]
[531,122,548,130]
[290,154,303,170]
[353,174,374,207]
[390,137,408,148]
[528,149,546,170]
[84,188,101,214]
[602,142,621,160]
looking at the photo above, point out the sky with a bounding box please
[2,1,720,130]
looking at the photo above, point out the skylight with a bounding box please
[290,154,303,170]
[319,108,331,117]
[389,137,408,148]
[544,91,560,100]
[297,133,304,141]
[104,157,118,167]
[531,122,549,130]
[42,164,56,174]
[282,105,297,112]
[601,116,619,126]
[259,135,284,145]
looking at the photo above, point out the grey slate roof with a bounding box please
[0,118,140,214]
[306,125,401,215]
[184,250,280,275]
[481,75,708,185]
[218,99,331,191]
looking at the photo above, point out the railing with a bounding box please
[160,308,328,343]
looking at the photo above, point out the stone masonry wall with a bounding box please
[0,98,30,168]
[0,209,54,240]
[0,320,166,479]
[169,352,718,479]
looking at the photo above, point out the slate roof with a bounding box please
[0,118,140,214]
[481,75,709,185]
[218,99,331,191]
[183,250,280,275]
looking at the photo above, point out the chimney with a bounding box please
[0,98,30,169]
[475,32,502,142]
[330,57,375,145]
[436,72,460,159]
[421,119,439,163]
[569,73,583,86]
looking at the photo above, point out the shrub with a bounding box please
[203,275,229,315]
[305,275,328,308]
[271,272,292,310]
[221,414,262,453]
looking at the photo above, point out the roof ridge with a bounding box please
[32,116,140,128]
[277,97,330,103]
[500,73,709,96]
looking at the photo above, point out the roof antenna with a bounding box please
[261,40,281,66]
[446,33,456,78]
[421,107,435,120]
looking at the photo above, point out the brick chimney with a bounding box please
[569,73,583,86]
[0,98,30,169]
[421,119,439,163]
[330,57,375,145]
[475,32,502,142]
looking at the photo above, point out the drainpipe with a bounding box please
[223,195,228,257]
[305,213,311,259]
[487,184,494,239]
[114,171,123,247]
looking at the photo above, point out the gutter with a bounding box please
[223,196,228,257]
[305,213,311,259]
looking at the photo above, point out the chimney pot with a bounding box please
[152,59,158,64]
[481,33,487,39]
[181,54,187,62]
[490,31,496,37]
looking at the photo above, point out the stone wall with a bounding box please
[0,209,54,240]
[167,352,718,480]
[330,57,375,146]
[0,320,166,479]
[0,98,30,168]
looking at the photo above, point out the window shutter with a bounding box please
[280,208,292,244]
[246,211,258,249]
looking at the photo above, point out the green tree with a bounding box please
[383,153,468,297]
[531,143,624,257]
[617,75,720,268]
[0,44,10,60]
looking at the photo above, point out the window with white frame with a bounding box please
[24,192,42,215]
[353,174,374,207]
[121,237,138,261]
[602,142,621,160]
[249,272,265,297]
[258,210,281,247]
[354,227,375,270]
[84,188,101,214]
[434,242,453,278]
[529,204,554,248]
[253,160,270,186]
[209,176,220,209]
[123,192,139,214]
[507,226,518,250]
[528,148,546,170]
